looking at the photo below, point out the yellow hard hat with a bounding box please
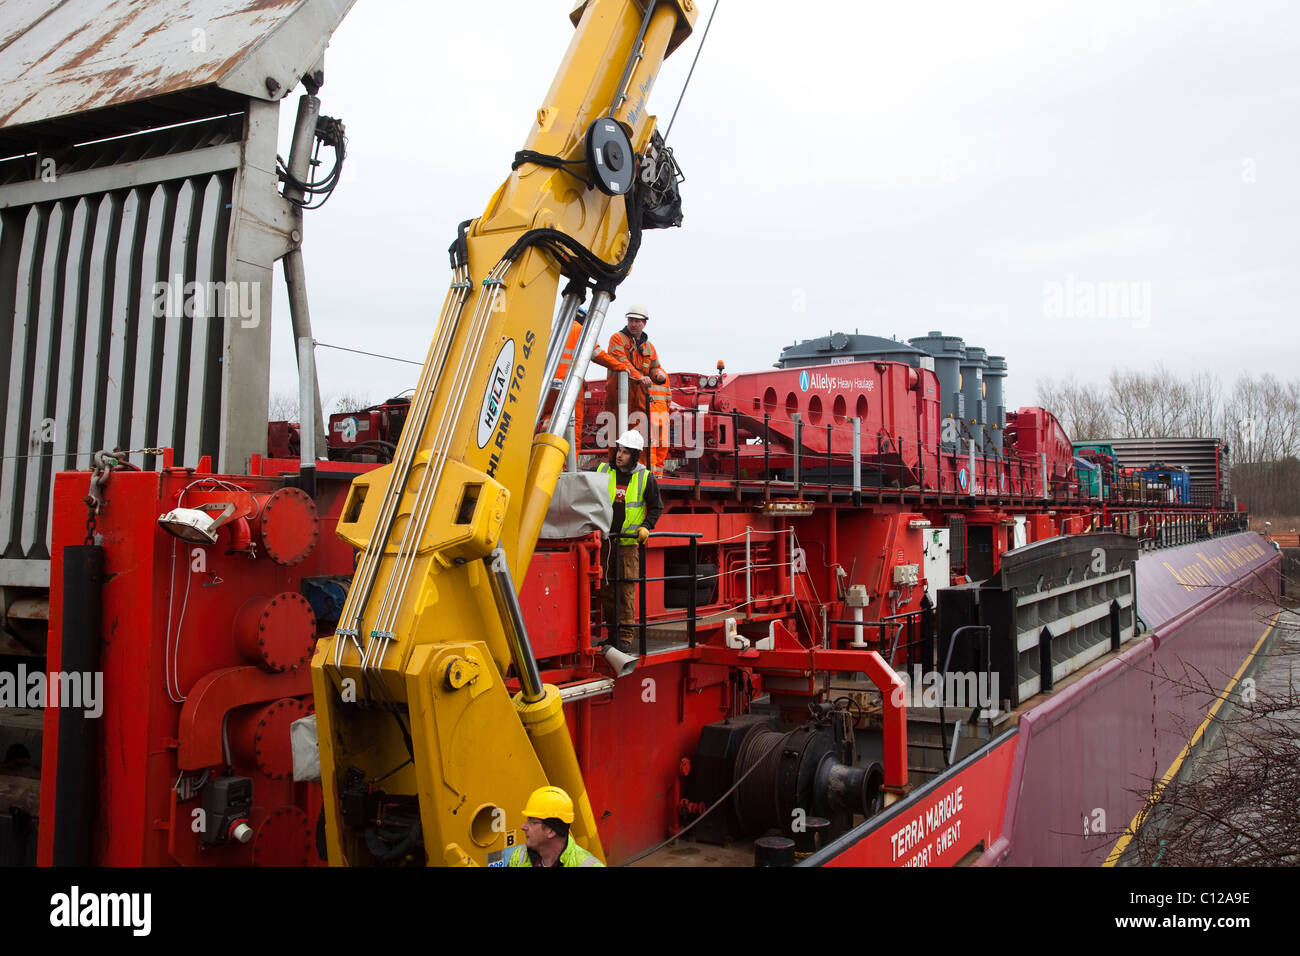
[522,785,574,823]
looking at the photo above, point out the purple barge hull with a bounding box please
[811,532,1281,867]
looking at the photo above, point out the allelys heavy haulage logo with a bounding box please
[799,370,877,392]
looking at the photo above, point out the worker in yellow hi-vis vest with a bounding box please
[505,787,603,867]
[595,430,662,654]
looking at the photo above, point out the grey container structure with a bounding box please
[1095,437,1230,509]
[984,355,1008,456]
[908,331,965,451]
[0,0,354,600]
[775,332,928,370]
[959,346,988,455]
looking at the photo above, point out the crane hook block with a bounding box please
[585,118,635,196]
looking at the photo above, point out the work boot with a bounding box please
[615,635,638,656]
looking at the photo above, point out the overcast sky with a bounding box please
[268,0,1300,412]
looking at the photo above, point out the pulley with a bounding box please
[585,118,635,196]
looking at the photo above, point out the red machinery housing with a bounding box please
[1004,408,1074,480]
[38,455,366,866]
[325,395,412,463]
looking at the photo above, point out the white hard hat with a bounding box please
[615,430,645,451]
[625,304,650,321]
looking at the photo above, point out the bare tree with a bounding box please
[330,391,372,414]
[1102,364,1218,439]
[1108,368,1161,437]
[1224,373,1299,463]
[1149,364,1191,437]
[1184,370,1223,441]
[268,391,300,422]
[1120,603,1300,866]
[1035,376,1114,440]
[1072,381,1117,440]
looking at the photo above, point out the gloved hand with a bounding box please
[636,526,650,545]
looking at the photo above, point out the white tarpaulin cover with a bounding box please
[540,472,612,539]
[290,713,321,783]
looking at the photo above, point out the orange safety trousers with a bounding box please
[647,381,671,476]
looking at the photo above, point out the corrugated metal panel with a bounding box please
[52,197,92,477]
[184,175,230,466]
[19,199,67,557]
[0,204,43,561]
[0,1,355,588]
[0,0,354,134]
[0,164,233,564]
[154,180,196,461]
[126,182,168,469]
[1101,436,1228,506]
[76,193,118,463]
[101,188,139,462]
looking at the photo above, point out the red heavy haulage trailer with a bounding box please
[32,343,1271,867]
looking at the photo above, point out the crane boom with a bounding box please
[311,0,697,866]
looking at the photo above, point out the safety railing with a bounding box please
[1112,509,1249,550]
[605,530,704,658]
[593,402,1099,506]
[581,375,1236,517]
[601,526,803,657]
[661,412,1240,528]
[822,606,931,669]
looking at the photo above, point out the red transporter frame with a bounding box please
[583,364,1086,502]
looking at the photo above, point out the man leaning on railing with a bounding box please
[595,429,663,655]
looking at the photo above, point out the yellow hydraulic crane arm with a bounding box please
[310,0,697,867]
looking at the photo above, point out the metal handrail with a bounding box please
[939,624,992,768]
[823,607,928,667]
[606,530,704,654]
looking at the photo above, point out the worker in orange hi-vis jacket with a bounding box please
[601,305,666,443]
[647,377,672,476]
